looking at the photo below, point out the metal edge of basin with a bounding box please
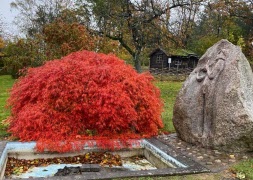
[0,138,210,180]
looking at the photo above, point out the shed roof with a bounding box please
[149,48,198,58]
[149,48,169,57]
[170,49,197,57]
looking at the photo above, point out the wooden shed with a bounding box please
[149,48,199,70]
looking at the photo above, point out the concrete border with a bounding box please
[0,138,210,180]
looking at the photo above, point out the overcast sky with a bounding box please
[0,0,19,37]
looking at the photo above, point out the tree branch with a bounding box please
[105,33,135,57]
[230,13,253,20]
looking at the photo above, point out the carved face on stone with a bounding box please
[196,50,226,82]
[194,49,227,138]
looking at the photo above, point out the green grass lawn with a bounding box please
[155,81,182,133]
[0,75,15,138]
[231,159,253,180]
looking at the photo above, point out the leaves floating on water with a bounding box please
[5,152,122,177]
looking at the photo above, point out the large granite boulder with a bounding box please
[173,39,253,152]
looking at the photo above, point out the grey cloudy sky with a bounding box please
[0,0,19,36]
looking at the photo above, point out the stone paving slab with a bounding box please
[80,164,100,172]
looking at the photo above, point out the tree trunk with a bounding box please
[134,53,142,73]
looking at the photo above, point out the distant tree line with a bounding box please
[0,0,252,77]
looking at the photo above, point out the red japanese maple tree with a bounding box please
[7,50,164,152]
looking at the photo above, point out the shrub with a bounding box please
[3,38,46,78]
[6,50,164,152]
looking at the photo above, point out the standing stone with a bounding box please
[173,39,253,152]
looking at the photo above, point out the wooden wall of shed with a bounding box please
[149,50,168,69]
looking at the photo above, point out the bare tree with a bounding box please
[168,0,203,47]
[79,0,197,72]
[11,0,74,36]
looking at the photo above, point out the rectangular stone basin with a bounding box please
[0,138,209,179]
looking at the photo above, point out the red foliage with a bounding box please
[7,51,164,152]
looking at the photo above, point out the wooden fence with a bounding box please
[149,67,194,81]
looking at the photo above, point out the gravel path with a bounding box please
[157,133,253,178]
